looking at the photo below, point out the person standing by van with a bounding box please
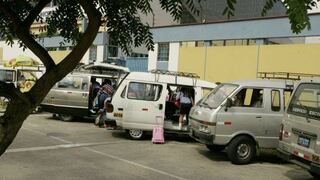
[89,78,101,112]
[176,87,194,129]
[95,84,114,126]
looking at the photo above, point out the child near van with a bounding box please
[176,87,194,129]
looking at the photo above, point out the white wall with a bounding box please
[168,43,179,71]
[96,45,104,63]
[148,43,158,71]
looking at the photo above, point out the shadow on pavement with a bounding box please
[43,113,94,123]
[109,130,198,143]
[284,169,314,180]
[254,149,286,164]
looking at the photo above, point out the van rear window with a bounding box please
[288,83,320,120]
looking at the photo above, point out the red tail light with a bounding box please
[106,104,114,113]
[279,124,284,141]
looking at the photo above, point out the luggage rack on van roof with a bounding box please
[150,69,200,85]
[258,72,320,81]
[150,69,200,78]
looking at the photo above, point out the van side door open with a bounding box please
[122,81,166,130]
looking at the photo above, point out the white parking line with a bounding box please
[6,141,129,153]
[83,147,188,180]
[19,127,188,180]
[29,113,52,117]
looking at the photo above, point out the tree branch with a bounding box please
[55,0,102,75]
[24,0,52,27]
[0,0,56,69]
[16,29,56,70]
[27,1,102,104]
[0,82,30,105]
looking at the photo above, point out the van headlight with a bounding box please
[199,125,211,133]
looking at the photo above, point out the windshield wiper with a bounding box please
[200,102,212,109]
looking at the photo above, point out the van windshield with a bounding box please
[288,83,320,120]
[200,84,238,109]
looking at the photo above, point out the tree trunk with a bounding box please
[0,99,32,156]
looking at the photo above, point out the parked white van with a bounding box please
[278,79,320,178]
[189,80,293,164]
[41,63,129,121]
[105,70,216,139]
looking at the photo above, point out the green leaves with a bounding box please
[46,0,83,45]
[282,0,317,33]
[262,0,279,16]
[223,0,317,34]
[223,0,237,18]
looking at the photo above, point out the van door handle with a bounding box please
[118,108,123,111]
[159,104,163,110]
[256,116,262,119]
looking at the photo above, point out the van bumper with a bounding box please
[277,147,320,175]
[189,128,214,145]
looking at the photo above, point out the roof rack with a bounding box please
[258,72,320,81]
[150,69,200,86]
[150,69,200,78]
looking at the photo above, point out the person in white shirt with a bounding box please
[176,87,194,129]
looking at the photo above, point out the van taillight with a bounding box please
[279,124,284,141]
[106,104,114,113]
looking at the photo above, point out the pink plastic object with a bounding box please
[152,127,165,144]
[152,116,165,144]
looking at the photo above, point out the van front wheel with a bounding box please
[227,136,256,165]
[126,129,144,140]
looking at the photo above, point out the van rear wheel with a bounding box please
[227,136,256,165]
[126,129,144,140]
[206,144,226,152]
[59,114,74,122]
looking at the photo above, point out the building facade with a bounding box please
[148,14,320,83]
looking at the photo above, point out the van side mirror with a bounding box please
[224,98,233,111]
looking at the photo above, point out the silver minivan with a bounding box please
[278,79,320,178]
[40,63,129,121]
[189,80,293,164]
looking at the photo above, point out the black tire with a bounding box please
[126,129,144,140]
[227,136,256,165]
[59,114,74,122]
[309,171,320,179]
[206,144,226,152]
